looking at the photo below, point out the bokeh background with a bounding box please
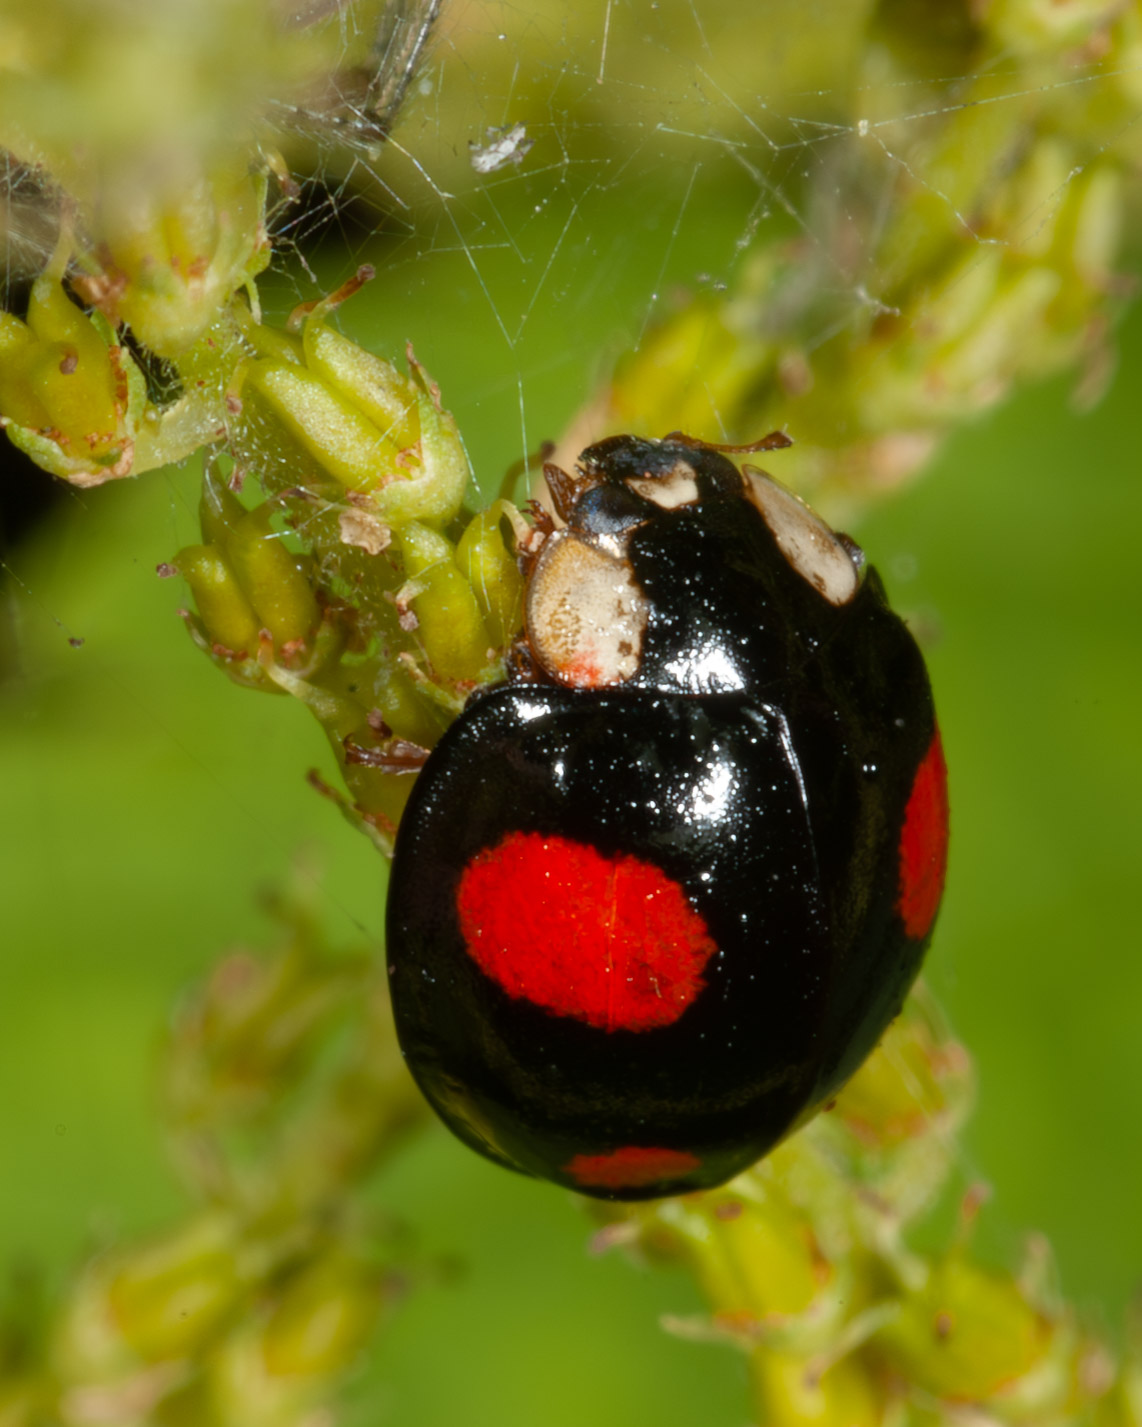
[2,3,1141,1422]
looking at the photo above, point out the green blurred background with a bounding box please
[2,5,1142,1421]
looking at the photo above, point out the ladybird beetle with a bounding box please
[386,433,948,1200]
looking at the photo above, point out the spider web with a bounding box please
[244,1,1136,496]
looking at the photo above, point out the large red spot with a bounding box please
[897,729,949,940]
[456,831,717,1032]
[565,1145,701,1189]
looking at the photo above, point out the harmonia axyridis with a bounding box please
[386,433,948,1200]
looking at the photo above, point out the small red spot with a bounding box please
[456,831,717,1031]
[896,729,949,940]
[565,1145,701,1189]
[561,650,605,687]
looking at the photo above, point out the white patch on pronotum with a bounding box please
[626,460,701,510]
[527,533,649,687]
[742,465,860,606]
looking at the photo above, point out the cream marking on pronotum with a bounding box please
[626,459,701,509]
[527,532,649,686]
[742,465,860,606]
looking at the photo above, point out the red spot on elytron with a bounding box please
[897,729,949,940]
[456,831,717,1032]
[565,1146,701,1190]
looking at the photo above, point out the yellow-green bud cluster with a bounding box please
[174,292,523,852]
[586,2,1132,515]
[161,915,424,1218]
[0,901,424,1427]
[593,986,1129,1427]
[45,1216,390,1427]
[80,162,271,360]
[177,463,323,667]
[162,937,368,1148]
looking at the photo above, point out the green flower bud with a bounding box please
[106,1217,244,1363]
[177,471,320,659]
[397,521,493,683]
[85,162,270,358]
[626,1170,853,1362]
[831,985,973,1152]
[874,1255,1050,1402]
[192,1252,382,1427]
[224,506,319,648]
[242,320,304,368]
[237,276,472,528]
[199,460,252,549]
[164,942,365,1136]
[0,261,146,486]
[160,936,364,1147]
[685,1187,835,1331]
[243,358,402,493]
[751,1346,882,1427]
[302,322,418,449]
[1058,160,1122,292]
[602,295,767,453]
[176,545,263,656]
[373,355,471,528]
[373,664,450,748]
[812,985,974,1226]
[260,1255,381,1379]
[455,502,525,649]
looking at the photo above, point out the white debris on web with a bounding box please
[468,122,533,175]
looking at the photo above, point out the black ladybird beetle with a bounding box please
[386,433,947,1201]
